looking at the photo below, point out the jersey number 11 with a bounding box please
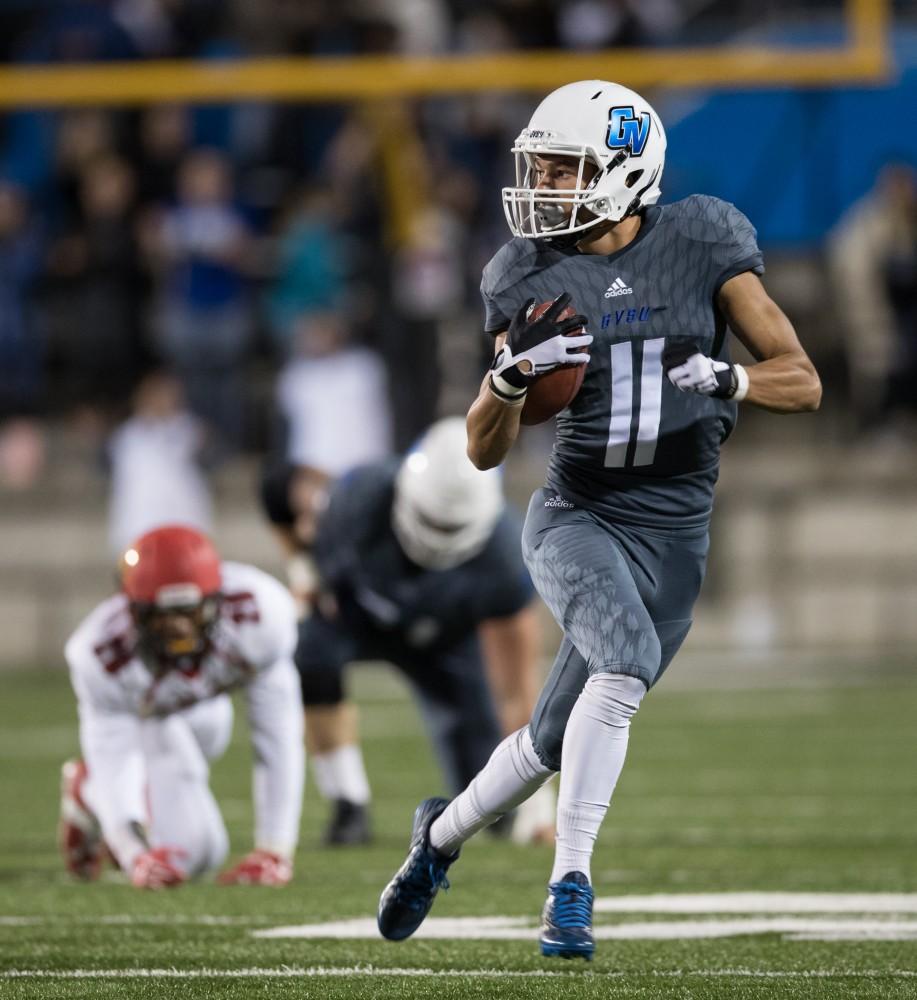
[604,337,664,469]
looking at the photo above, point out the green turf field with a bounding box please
[1,663,916,999]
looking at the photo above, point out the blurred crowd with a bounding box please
[0,89,517,487]
[0,0,915,498]
[0,0,757,494]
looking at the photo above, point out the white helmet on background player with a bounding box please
[503,79,666,240]
[392,417,504,571]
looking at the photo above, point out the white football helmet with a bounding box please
[503,80,666,240]
[392,417,504,571]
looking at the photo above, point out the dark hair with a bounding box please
[259,461,297,526]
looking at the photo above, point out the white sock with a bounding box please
[430,727,553,855]
[550,673,645,884]
[311,745,371,805]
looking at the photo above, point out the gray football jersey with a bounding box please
[480,195,764,528]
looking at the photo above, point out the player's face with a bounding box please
[532,155,595,192]
[145,608,201,658]
[531,155,599,225]
[532,156,575,190]
[289,467,330,547]
[134,599,219,665]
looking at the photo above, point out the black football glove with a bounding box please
[491,293,592,394]
[662,341,748,401]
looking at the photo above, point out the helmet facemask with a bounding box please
[504,140,600,239]
[131,586,222,671]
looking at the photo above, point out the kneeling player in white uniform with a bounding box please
[59,525,304,889]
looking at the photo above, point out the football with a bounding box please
[519,299,589,426]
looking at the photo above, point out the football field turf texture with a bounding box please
[1,662,916,999]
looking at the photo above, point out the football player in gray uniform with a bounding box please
[378,80,821,960]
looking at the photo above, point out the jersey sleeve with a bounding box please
[221,563,299,672]
[65,609,149,871]
[479,239,536,336]
[705,197,765,294]
[671,195,764,298]
[222,563,305,857]
[64,598,136,714]
[480,275,512,336]
[243,653,304,858]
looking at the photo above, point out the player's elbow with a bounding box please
[799,366,822,412]
[467,440,499,471]
[781,353,821,412]
[805,375,823,412]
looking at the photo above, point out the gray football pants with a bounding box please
[521,487,708,770]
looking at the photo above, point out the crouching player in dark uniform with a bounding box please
[262,418,551,845]
[377,80,822,959]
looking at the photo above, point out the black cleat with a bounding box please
[377,797,458,941]
[324,799,372,846]
[539,870,595,960]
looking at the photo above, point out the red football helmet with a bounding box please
[120,525,222,664]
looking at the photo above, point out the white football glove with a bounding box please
[663,342,748,401]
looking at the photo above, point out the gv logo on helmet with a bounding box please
[606,106,650,156]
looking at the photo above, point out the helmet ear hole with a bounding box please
[625,169,644,189]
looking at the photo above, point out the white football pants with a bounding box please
[85,695,233,878]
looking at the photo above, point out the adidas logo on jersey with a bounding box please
[544,495,575,509]
[604,277,633,298]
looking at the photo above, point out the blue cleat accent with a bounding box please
[377,797,459,941]
[539,870,595,960]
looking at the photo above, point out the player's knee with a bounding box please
[203,821,229,873]
[582,672,647,728]
[511,727,554,782]
[156,747,209,785]
[528,720,564,773]
[175,813,229,877]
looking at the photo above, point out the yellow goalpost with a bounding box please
[0,0,891,108]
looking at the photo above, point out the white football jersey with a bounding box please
[65,562,304,869]
[67,562,297,717]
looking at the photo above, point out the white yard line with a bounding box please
[0,914,264,926]
[7,891,917,931]
[97,914,261,925]
[253,915,917,942]
[2,967,917,980]
[593,892,917,914]
[592,918,917,941]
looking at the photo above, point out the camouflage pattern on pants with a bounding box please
[522,487,708,769]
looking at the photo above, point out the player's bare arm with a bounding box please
[717,271,822,413]
[664,272,822,413]
[466,333,523,470]
[468,295,591,470]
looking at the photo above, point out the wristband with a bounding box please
[732,364,749,402]
[489,371,527,404]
